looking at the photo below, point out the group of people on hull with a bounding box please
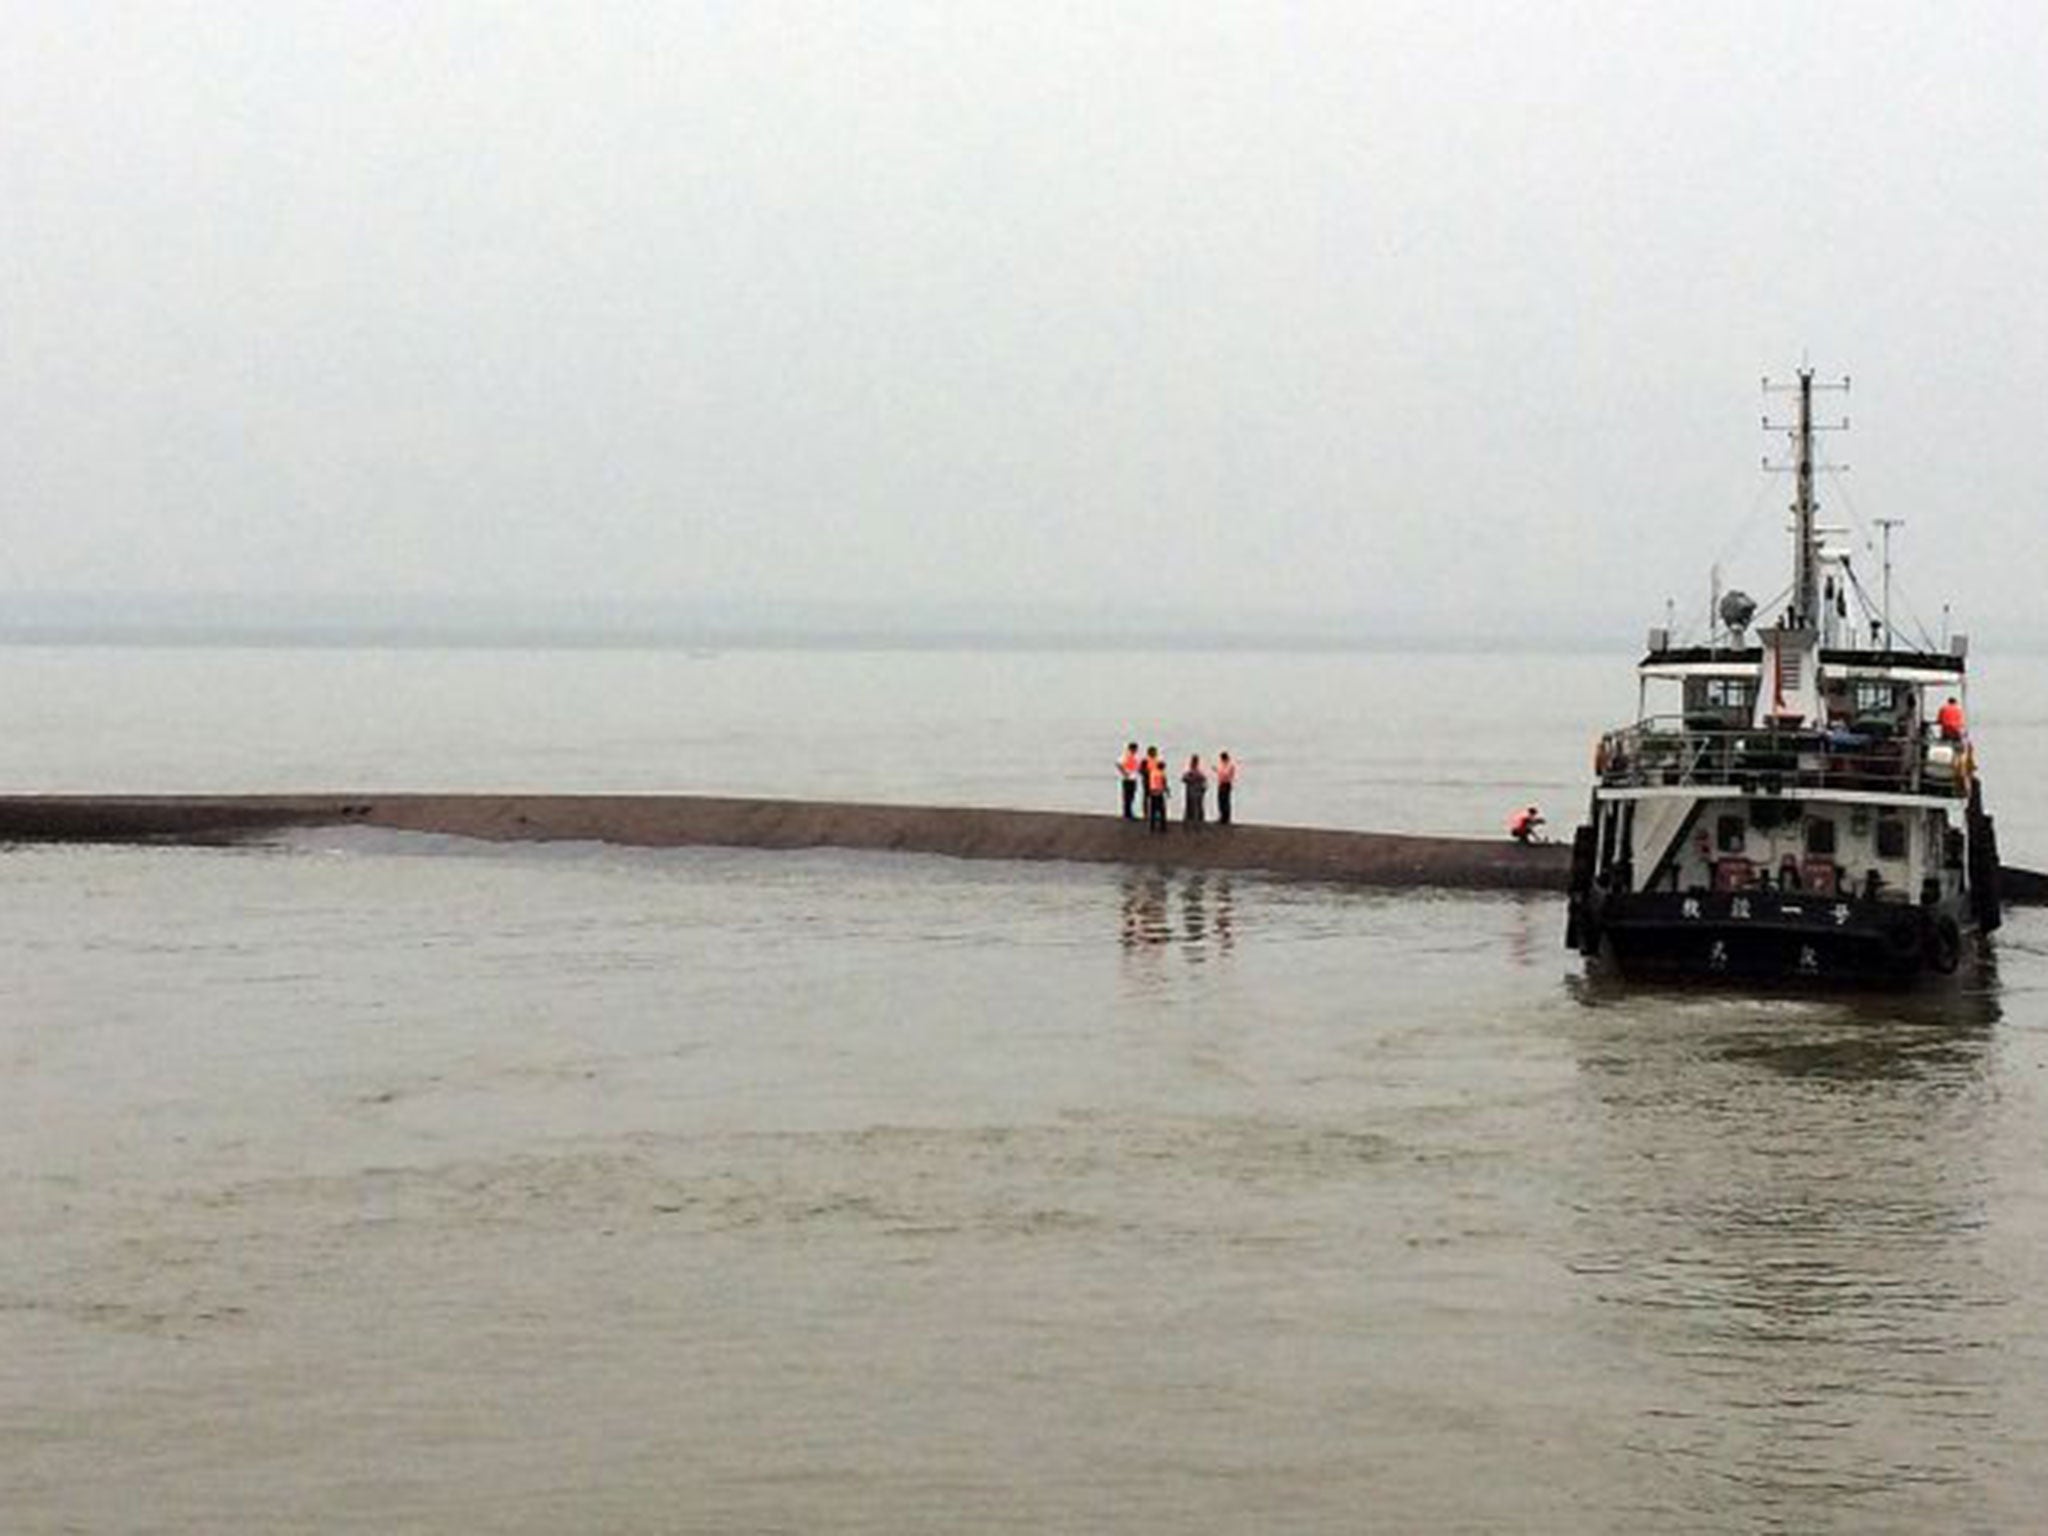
[1117,743,1236,834]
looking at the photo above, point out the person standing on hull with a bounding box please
[1144,746,1170,835]
[1181,755,1208,830]
[1215,751,1236,825]
[1117,741,1141,819]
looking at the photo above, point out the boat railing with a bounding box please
[1595,715,1970,797]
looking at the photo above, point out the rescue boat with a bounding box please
[1565,370,2000,985]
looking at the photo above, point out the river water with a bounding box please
[6,644,2048,1533]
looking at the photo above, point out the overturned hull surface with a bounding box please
[0,793,1573,894]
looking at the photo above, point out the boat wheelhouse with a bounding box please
[1565,371,2000,984]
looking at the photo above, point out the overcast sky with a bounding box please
[4,2,2046,641]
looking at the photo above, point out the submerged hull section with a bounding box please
[1584,888,1968,986]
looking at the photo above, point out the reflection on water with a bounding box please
[1567,967,2005,1037]
[1717,1019,1994,1083]
[1120,869,1169,949]
[1119,871,1235,959]
[1563,980,2007,1528]
[1505,890,1549,969]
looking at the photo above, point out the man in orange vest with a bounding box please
[1937,696,1966,741]
[1215,751,1237,825]
[1117,742,1141,819]
[1509,805,1545,844]
[1144,746,1169,835]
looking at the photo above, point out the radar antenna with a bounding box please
[1718,589,1756,643]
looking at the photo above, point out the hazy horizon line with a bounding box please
[0,619,1630,655]
[0,591,2036,655]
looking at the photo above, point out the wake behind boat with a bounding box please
[1565,369,2000,985]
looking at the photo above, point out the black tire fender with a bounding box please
[1930,916,1962,975]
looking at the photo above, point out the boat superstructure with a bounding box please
[1565,370,2000,983]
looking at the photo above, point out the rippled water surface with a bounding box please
[7,646,2048,1533]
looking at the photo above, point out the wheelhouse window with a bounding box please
[1715,815,1745,852]
[1684,677,1755,727]
[1875,815,1908,860]
[1852,681,1903,720]
[1805,817,1836,856]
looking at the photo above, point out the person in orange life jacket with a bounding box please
[1144,747,1169,834]
[1215,751,1237,824]
[1509,805,1544,844]
[1937,696,1966,741]
[1181,755,1207,829]
[1117,742,1141,819]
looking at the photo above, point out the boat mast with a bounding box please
[1764,367,1848,630]
[1791,370,1818,627]
[1874,516,1904,648]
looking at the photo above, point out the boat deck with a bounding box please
[1597,717,1971,798]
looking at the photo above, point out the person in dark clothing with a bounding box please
[1144,746,1169,834]
[1182,755,1207,829]
[1215,751,1236,825]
